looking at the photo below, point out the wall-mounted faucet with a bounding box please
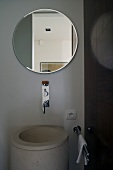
[42,81,49,113]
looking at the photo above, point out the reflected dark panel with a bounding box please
[91,11,113,70]
[13,15,32,68]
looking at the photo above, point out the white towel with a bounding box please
[76,134,88,165]
[84,155,88,165]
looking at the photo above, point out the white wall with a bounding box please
[34,40,71,72]
[33,12,72,72]
[0,0,84,170]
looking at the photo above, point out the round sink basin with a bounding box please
[10,125,69,170]
[11,125,69,150]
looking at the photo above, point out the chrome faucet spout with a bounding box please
[43,103,45,114]
[42,100,49,113]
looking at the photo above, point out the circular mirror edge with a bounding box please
[12,8,79,74]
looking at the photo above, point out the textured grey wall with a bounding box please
[0,0,84,170]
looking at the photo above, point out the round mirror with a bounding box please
[13,9,78,73]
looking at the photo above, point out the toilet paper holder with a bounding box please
[73,125,81,135]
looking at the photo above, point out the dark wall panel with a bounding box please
[84,0,113,169]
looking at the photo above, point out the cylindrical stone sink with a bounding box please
[10,125,69,170]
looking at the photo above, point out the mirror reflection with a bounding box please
[13,9,78,73]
